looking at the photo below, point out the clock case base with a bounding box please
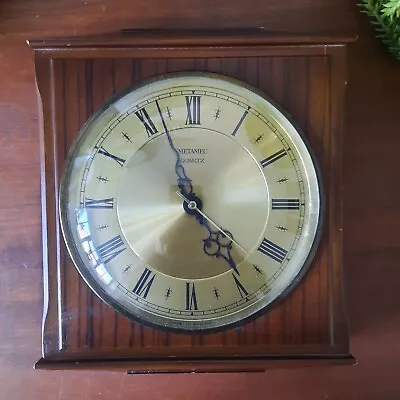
[30,30,356,372]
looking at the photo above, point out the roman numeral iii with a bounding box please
[185,96,201,125]
[272,199,300,210]
[85,197,114,209]
[97,235,126,264]
[135,107,158,137]
[132,268,156,299]
[185,282,198,311]
[258,238,287,263]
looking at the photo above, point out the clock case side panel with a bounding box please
[34,53,66,358]
[31,33,355,370]
[325,46,351,352]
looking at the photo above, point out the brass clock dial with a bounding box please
[60,72,322,332]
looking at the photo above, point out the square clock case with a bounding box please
[29,29,355,372]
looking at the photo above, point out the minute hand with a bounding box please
[176,191,247,255]
[155,100,193,197]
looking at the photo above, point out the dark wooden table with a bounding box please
[0,1,399,398]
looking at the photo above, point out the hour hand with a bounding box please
[202,221,240,275]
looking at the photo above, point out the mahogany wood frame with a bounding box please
[29,30,356,372]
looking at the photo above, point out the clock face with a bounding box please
[59,72,322,333]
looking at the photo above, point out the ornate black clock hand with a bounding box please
[202,219,240,275]
[176,191,246,275]
[155,100,194,198]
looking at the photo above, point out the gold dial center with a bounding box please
[117,127,269,280]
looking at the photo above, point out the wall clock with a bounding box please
[30,29,355,371]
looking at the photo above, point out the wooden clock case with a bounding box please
[29,29,355,372]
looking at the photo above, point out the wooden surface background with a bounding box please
[0,0,399,398]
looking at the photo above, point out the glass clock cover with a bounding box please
[59,72,322,333]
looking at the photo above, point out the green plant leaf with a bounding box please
[382,0,400,19]
[359,0,400,60]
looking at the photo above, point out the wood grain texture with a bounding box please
[31,33,352,369]
[1,0,400,398]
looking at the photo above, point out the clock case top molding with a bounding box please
[29,30,356,372]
